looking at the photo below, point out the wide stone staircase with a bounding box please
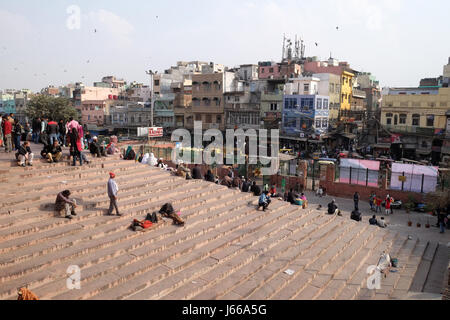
[0,155,447,300]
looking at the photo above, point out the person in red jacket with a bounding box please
[2,115,13,153]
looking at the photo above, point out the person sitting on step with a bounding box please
[258,191,271,212]
[16,141,33,167]
[43,140,63,163]
[89,136,106,158]
[377,217,387,228]
[55,190,77,220]
[328,199,342,216]
[250,181,261,196]
[369,215,378,226]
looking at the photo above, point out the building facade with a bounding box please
[282,94,330,138]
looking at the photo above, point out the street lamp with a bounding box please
[145,69,155,128]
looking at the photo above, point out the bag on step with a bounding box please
[168,212,185,226]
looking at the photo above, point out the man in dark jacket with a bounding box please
[55,190,77,220]
[241,179,250,192]
[287,189,296,204]
[42,140,63,163]
[58,120,66,146]
[250,181,261,196]
[192,164,203,180]
[16,141,34,167]
[32,118,41,144]
[46,118,59,145]
[328,200,341,216]
[353,192,360,211]
[89,137,106,158]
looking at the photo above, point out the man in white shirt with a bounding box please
[107,172,121,216]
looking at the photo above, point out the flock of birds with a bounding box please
[6,19,339,84]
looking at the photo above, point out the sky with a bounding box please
[1,0,450,92]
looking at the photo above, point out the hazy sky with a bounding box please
[1,0,449,92]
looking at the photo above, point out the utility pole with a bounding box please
[145,69,155,128]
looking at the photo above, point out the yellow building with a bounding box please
[381,87,449,130]
[381,86,450,162]
[340,70,354,118]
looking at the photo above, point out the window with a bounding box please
[269,68,274,73]
[412,114,420,126]
[329,83,334,93]
[399,114,407,124]
[315,119,321,128]
[285,98,297,109]
[195,114,202,121]
[386,113,393,125]
[421,141,428,149]
[322,119,328,128]
[394,115,398,126]
[206,115,212,123]
[323,99,329,110]
[316,98,322,109]
[154,80,160,86]
[234,96,240,102]
[216,115,221,123]
[304,84,310,93]
[426,115,434,127]
[270,103,278,111]
[261,68,265,74]
[214,98,220,106]
[300,98,314,111]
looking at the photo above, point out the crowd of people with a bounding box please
[1,114,123,167]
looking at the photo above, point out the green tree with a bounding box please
[26,95,78,121]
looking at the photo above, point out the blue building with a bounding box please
[282,94,330,138]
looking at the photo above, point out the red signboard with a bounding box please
[148,127,163,138]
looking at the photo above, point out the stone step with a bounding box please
[0,177,202,242]
[0,163,156,205]
[0,176,198,255]
[0,181,221,274]
[26,193,256,300]
[0,169,173,226]
[52,199,290,300]
[125,204,308,300]
[265,221,363,300]
[409,241,438,293]
[0,184,244,298]
[191,213,344,300]
[422,244,449,294]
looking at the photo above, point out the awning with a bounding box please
[279,154,296,161]
[280,136,308,142]
[341,133,357,140]
[373,144,391,149]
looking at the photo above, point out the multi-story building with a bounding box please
[174,79,193,129]
[356,72,381,119]
[105,105,154,133]
[260,80,284,129]
[258,61,301,80]
[72,83,121,118]
[340,71,355,119]
[81,99,119,127]
[282,94,330,138]
[101,76,126,89]
[224,81,261,130]
[191,72,235,131]
[313,73,341,122]
[381,85,450,163]
[0,91,16,114]
[304,58,354,120]
[350,88,367,121]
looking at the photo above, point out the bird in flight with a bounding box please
[336,26,339,30]
[315,42,318,46]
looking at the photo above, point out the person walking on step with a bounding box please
[55,190,77,220]
[107,172,121,216]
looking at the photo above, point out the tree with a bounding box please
[26,95,78,121]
